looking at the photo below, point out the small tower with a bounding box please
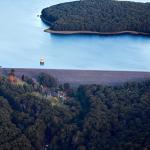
[40,58,45,65]
[8,69,17,83]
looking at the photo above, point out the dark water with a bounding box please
[0,0,150,71]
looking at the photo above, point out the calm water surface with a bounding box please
[0,0,150,71]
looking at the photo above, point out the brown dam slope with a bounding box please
[44,29,150,36]
[1,68,150,86]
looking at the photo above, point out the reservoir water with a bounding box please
[0,0,150,71]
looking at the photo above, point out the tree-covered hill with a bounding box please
[0,71,150,150]
[41,0,150,34]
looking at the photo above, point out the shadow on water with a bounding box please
[50,32,150,38]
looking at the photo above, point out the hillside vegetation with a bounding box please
[0,70,150,150]
[41,0,150,33]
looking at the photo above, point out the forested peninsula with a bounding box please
[41,0,150,35]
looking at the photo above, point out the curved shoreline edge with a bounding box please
[44,29,150,36]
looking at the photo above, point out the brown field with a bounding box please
[1,68,150,86]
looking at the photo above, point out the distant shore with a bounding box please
[1,68,150,87]
[44,29,150,36]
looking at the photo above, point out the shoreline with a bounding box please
[44,29,150,36]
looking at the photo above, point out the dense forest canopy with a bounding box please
[41,0,150,33]
[0,70,150,150]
